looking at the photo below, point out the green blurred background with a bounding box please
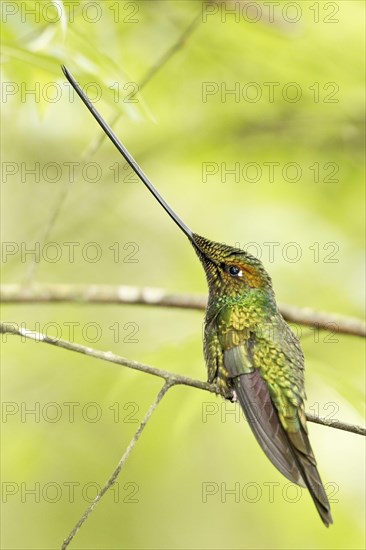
[1,1,365,548]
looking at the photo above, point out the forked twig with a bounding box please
[61,381,173,550]
[1,322,365,436]
[2,320,364,548]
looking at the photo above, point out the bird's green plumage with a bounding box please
[192,233,332,526]
[193,232,305,422]
[63,67,332,526]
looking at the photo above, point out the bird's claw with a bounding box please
[211,383,235,402]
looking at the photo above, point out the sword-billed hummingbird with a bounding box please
[62,66,332,526]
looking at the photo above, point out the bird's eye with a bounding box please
[228,265,242,277]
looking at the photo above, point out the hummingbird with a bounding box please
[62,66,332,526]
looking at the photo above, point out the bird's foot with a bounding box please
[211,383,235,402]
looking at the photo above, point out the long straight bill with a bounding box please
[62,65,193,240]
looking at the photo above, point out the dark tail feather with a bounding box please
[233,373,332,526]
[286,430,333,526]
[232,373,305,487]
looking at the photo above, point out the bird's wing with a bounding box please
[262,318,333,526]
[224,320,332,526]
[224,343,305,486]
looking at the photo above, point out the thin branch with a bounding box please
[2,284,365,338]
[82,8,202,155]
[1,322,365,437]
[136,9,203,91]
[26,10,202,286]
[61,381,172,550]
[306,413,366,437]
[0,321,217,393]
[277,304,366,338]
[24,185,70,286]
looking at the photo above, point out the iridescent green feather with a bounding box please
[193,233,332,526]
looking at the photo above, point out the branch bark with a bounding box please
[2,283,365,337]
[1,322,364,436]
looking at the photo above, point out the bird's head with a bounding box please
[192,233,274,299]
